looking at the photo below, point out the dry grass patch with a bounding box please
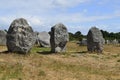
[0,42,119,80]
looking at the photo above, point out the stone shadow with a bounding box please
[37,51,53,55]
[0,50,9,54]
[77,51,88,54]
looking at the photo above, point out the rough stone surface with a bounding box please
[105,39,118,44]
[112,39,118,44]
[34,31,39,45]
[105,40,111,44]
[50,23,69,53]
[0,30,7,45]
[80,38,87,46]
[37,31,50,47]
[7,18,36,53]
[87,27,105,53]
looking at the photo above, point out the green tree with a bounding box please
[74,31,82,41]
[69,32,75,41]
[101,29,120,40]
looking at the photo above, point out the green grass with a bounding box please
[38,69,46,76]
[111,54,120,58]
[0,62,23,80]
[31,46,51,53]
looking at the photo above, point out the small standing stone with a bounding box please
[80,38,87,46]
[37,31,50,47]
[0,30,7,45]
[87,27,105,53]
[7,18,36,54]
[112,39,118,45]
[50,23,69,53]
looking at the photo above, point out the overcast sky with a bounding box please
[0,0,120,34]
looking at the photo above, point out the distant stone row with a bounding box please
[0,18,106,54]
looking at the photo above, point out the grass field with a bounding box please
[0,42,120,80]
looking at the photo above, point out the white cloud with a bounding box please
[52,0,90,8]
[0,0,120,34]
[0,0,90,11]
[27,17,44,27]
[0,11,120,32]
[43,12,120,24]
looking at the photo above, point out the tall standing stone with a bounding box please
[87,27,105,53]
[7,18,36,54]
[50,23,69,53]
[0,30,7,45]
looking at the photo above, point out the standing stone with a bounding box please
[87,27,105,53]
[34,31,39,45]
[7,18,36,54]
[112,39,118,45]
[105,40,110,44]
[37,31,50,47]
[80,38,87,46]
[50,23,69,53]
[0,30,7,45]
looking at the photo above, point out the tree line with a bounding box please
[4,29,120,41]
[69,31,85,41]
[69,30,120,41]
[100,30,120,41]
